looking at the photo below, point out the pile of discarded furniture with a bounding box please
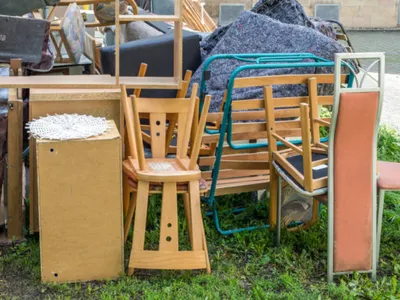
[0,0,398,287]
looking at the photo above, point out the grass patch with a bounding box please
[1,126,399,299]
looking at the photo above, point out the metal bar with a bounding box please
[276,176,282,246]
[376,189,386,266]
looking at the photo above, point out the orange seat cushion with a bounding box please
[377,161,400,190]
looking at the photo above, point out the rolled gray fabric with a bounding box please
[190,11,349,113]
[201,0,337,59]
[0,0,60,16]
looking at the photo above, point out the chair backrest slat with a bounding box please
[178,84,198,158]
[149,113,167,158]
[121,85,137,159]
[124,84,200,168]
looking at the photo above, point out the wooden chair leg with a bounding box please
[269,170,279,229]
[128,181,149,276]
[276,176,282,247]
[188,181,204,251]
[123,173,130,218]
[200,215,211,273]
[183,193,193,247]
[159,183,179,251]
[124,191,136,243]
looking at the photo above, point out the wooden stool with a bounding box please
[121,83,211,274]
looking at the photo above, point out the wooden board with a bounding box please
[0,75,182,89]
[37,121,123,283]
[58,0,114,4]
[7,96,24,240]
[29,89,122,233]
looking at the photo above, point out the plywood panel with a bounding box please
[29,90,122,233]
[37,122,123,283]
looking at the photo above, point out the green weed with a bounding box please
[1,126,399,299]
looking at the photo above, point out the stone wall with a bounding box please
[204,0,256,19]
[204,0,400,28]
[299,0,399,28]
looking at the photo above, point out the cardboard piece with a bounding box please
[37,121,123,283]
[29,88,122,233]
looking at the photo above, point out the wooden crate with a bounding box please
[29,88,122,233]
[37,121,123,283]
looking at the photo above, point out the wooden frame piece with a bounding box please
[4,59,24,241]
[115,0,183,89]
[83,32,99,74]
[6,89,24,241]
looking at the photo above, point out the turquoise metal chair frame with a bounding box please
[198,53,354,235]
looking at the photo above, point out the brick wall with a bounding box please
[204,0,400,28]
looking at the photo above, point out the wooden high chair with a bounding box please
[121,83,211,275]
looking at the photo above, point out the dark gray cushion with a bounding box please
[101,31,202,98]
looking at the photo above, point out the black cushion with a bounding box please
[276,152,328,190]
[101,31,202,98]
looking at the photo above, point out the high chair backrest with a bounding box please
[327,52,385,280]
[122,84,202,172]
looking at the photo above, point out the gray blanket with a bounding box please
[190,11,348,113]
[201,0,314,59]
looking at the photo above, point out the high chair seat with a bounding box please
[377,161,400,190]
[123,160,209,192]
[123,158,202,182]
[272,152,329,196]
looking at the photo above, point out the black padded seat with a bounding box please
[273,152,328,194]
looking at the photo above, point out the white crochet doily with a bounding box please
[26,114,110,140]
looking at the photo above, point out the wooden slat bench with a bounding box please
[197,73,347,233]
